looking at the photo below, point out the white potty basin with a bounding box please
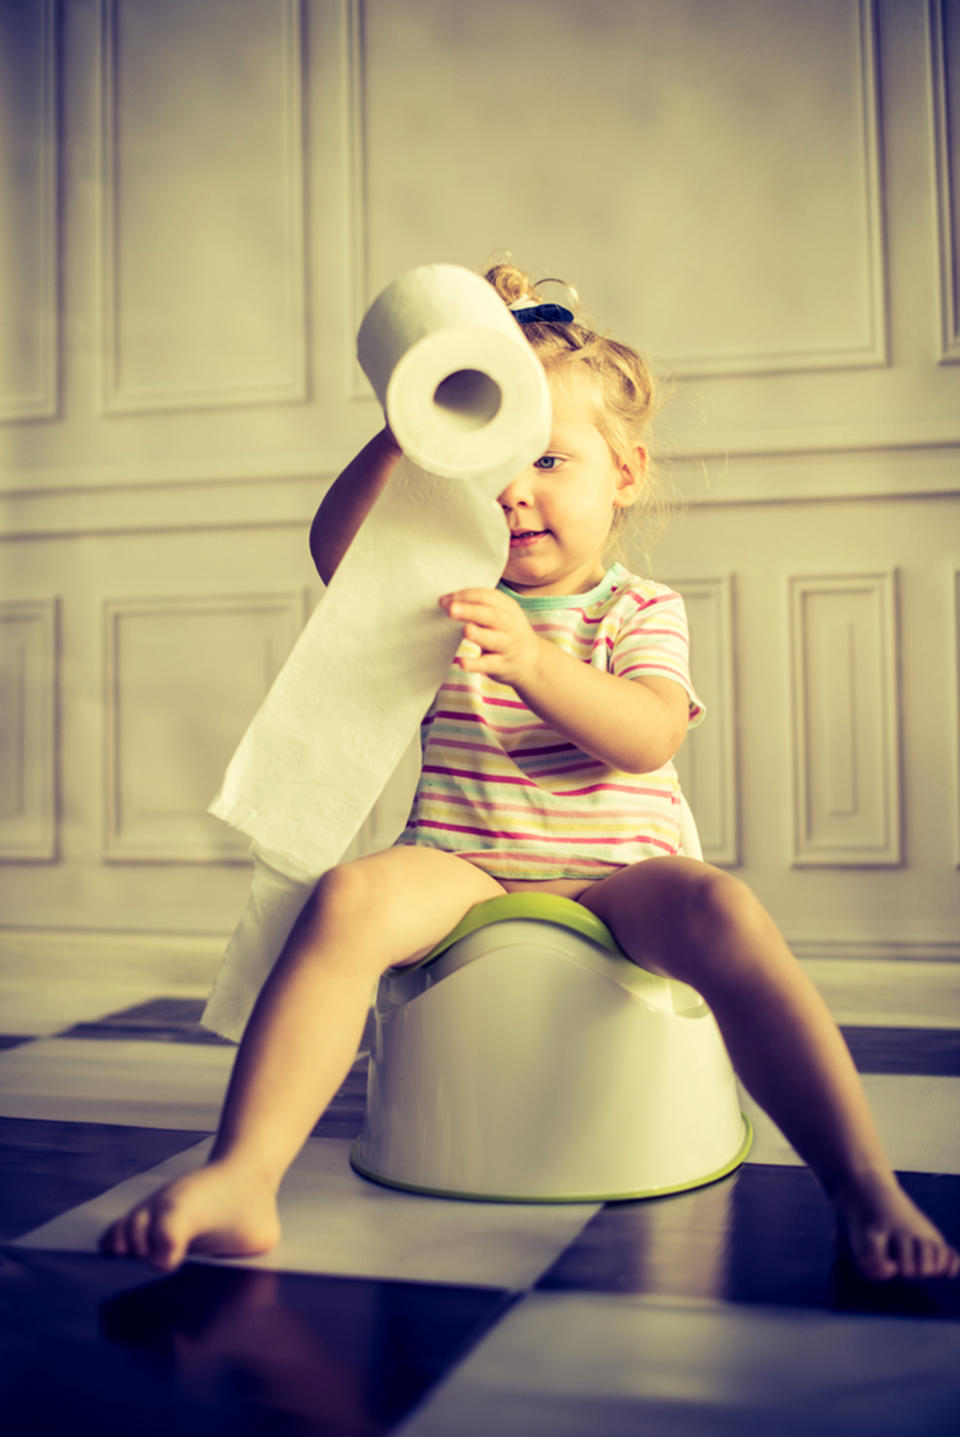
[351,894,752,1202]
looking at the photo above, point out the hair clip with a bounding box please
[508,298,574,325]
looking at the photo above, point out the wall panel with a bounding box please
[0,0,57,422]
[789,573,901,866]
[0,599,58,860]
[98,0,306,413]
[103,593,305,861]
[359,0,885,379]
[931,0,960,362]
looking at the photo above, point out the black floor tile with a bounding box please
[60,997,230,1045]
[312,1061,368,1140]
[0,1248,516,1437]
[840,1027,960,1076]
[538,1164,960,1317]
[56,998,379,1055]
[0,1117,208,1243]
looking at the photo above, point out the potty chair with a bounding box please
[350,798,752,1202]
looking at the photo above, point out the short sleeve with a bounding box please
[610,588,706,728]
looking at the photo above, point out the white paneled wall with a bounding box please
[1,0,958,971]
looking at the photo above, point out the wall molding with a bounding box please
[1,929,956,1032]
[783,928,960,963]
[788,571,902,866]
[3,436,960,536]
[0,0,58,424]
[930,0,960,363]
[0,598,59,860]
[0,926,224,992]
[96,0,308,414]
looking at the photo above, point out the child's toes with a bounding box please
[98,1218,128,1257]
[929,1240,960,1279]
[128,1206,155,1261]
[920,1238,949,1278]
[147,1212,188,1272]
[857,1229,897,1281]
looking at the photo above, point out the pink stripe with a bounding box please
[619,662,687,680]
[433,708,483,724]
[523,758,605,778]
[428,739,615,774]
[481,695,530,711]
[432,709,549,736]
[410,819,675,850]
[550,781,673,797]
[532,621,580,637]
[422,765,538,789]
[412,792,655,822]
[420,767,672,800]
[623,590,676,611]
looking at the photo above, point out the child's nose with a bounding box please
[498,467,536,510]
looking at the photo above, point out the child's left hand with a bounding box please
[439,588,542,687]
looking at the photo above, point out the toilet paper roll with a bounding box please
[358,263,551,481]
[201,264,551,1040]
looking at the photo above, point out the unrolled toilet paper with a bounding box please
[201,264,552,1041]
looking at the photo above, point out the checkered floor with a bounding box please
[1,989,959,1435]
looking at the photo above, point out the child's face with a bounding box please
[497,373,643,596]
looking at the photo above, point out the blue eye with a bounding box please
[535,454,562,471]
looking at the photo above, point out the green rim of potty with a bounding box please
[349,1113,754,1204]
[409,892,624,970]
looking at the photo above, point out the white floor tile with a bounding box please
[397,1292,960,1436]
[741,1074,960,1175]
[0,1037,234,1129]
[13,1134,600,1291]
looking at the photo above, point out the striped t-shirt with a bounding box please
[396,564,705,881]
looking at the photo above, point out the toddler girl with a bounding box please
[101,264,959,1284]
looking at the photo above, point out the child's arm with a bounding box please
[309,428,402,583]
[440,588,689,773]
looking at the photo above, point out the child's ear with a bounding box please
[614,445,647,509]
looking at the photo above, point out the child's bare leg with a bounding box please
[580,859,960,1283]
[99,848,503,1271]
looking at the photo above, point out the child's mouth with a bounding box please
[509,529,548,549]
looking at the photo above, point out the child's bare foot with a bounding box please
[832,1172,960,1281]
[98,1160,281,1273]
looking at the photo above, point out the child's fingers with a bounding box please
[463,622,508,652]
[458,650,510,675]
[443,598,499,627]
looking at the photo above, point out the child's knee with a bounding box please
[678,867,775,968]
[304,860,378,941]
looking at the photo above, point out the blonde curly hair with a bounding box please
[484,260,669,561]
